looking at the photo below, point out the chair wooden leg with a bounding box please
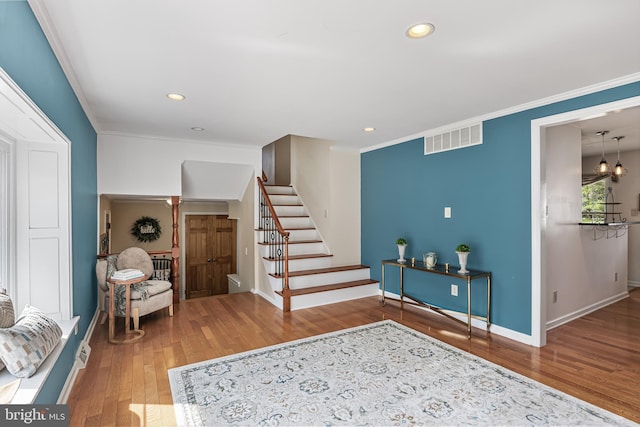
[133,307,140,330]
[169,304,174,317]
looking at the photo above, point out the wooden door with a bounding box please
[185,215,236,299]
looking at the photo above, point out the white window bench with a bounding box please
[0,316,79,404]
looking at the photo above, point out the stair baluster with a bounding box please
[257,177,291,311]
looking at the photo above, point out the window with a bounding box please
[0,69,72,321]
[581,179,606,223]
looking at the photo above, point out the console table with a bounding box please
[381,259,491,339]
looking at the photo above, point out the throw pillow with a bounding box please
[0,288,14,328]
[0,288,15,372]
[0,305,62,378]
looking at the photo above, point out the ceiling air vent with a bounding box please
[424,123,482,155]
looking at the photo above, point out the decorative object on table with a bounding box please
[456,243,470,273]
[168,321,631,427]
[395,237,407,263]
[130,216,162,242]
[423,251,437,268]
[111,268,145,281]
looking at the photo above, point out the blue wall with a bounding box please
[362,82,640,335]
[0,1,97,402]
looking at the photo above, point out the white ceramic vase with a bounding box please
[456,251,469,274]
[397,244,407,263]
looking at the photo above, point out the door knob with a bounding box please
[207,258,216,262]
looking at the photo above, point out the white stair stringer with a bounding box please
[258,184,380,311]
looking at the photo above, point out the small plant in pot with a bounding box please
[396,238,408,263]
[455,243,470,274]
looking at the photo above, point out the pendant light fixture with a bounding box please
[594,130,611,176]
[612,136,628,177]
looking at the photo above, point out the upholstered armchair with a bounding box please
[96,247,173,329]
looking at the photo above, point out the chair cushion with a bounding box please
[116,247,154,278]
[0,305,62,378]
[130,280,172,300]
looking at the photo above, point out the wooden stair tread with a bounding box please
[275,279,378,297]
[270,264,369,278]
[264,253,333,261]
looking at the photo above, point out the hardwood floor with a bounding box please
[67,289,640,426]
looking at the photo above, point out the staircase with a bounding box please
[258,184,379,311]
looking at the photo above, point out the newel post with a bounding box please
[171,196,180,303]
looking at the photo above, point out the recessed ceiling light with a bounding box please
[166,93,185,101]
[191,127,205,131]
[406,23,435,39]
[363,127,376,132]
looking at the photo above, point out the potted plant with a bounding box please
[455,243,470,274]
[396,238,408,263]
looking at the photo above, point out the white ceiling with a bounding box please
[29,0,640,152]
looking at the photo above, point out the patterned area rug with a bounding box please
[168,320,632,426]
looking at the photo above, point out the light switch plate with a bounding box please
[444,207,452,218]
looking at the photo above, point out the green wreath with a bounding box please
[131,216,162,242]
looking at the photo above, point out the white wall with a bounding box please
[290,136,361,266]
[545,125,628,327]
[98,133,262,197]
[228,176,257,294]
[614,150,640,285]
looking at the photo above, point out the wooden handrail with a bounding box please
[256,177,291,311]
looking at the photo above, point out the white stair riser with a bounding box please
[290,284,380,311]
[265,186,296,195]
[258,242,326,257]
[288,269,371,289]
[263,257,333,274]
[279,217,314,229]
[274,205,307,217]
[269,194,301,205]
[286,242,326,255]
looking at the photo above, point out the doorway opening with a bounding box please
[531,95,640,347]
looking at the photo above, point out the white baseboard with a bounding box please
[57,307,100,404]
[546,291,629,331]
[628,280,640,288]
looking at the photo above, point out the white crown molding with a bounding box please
[361,72,640,154]
[99,130,263,151]
[27,0,100,132]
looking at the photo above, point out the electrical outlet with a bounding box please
[451,284,458,296]
[552,290,558,303]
